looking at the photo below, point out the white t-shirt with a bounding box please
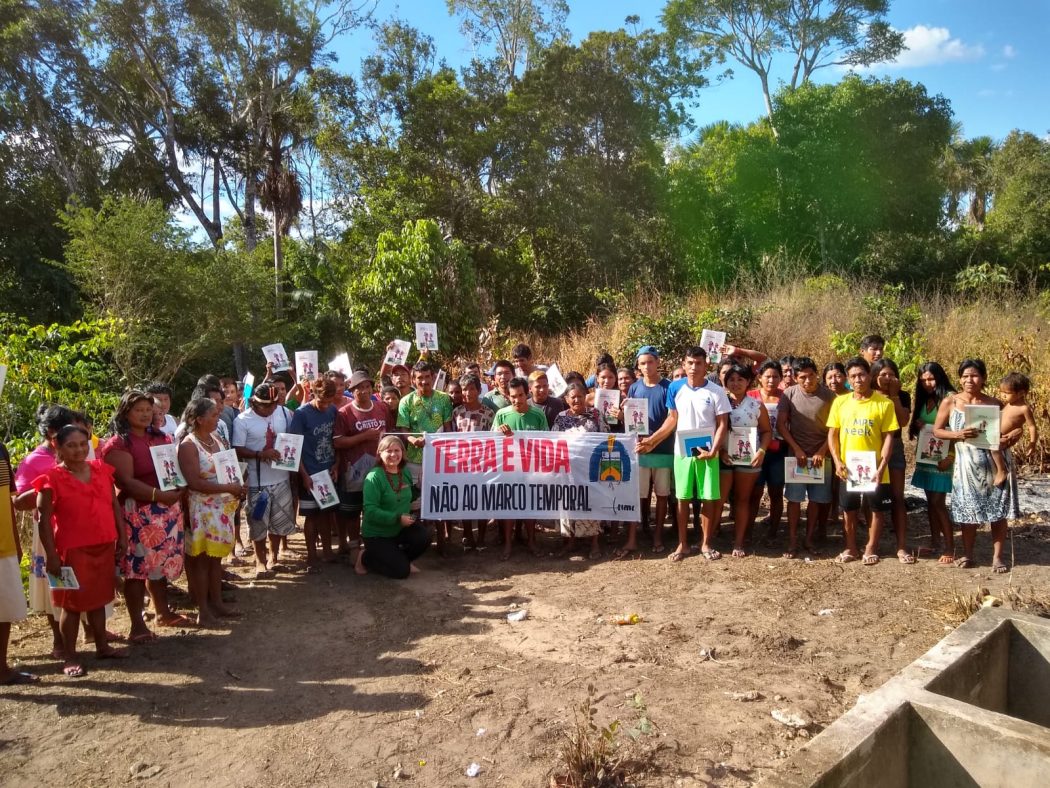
[666,378,732,456]
[231,406,293,488]
[161,414,178,436]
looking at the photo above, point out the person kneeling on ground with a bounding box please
[356,436,428,579]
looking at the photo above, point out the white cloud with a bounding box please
[889,25,985,68]
[1002,44,1017,59]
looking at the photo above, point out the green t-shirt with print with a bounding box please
[492,405,548,432]
[397,390,454,463]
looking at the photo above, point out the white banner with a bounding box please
[421,431,640,521]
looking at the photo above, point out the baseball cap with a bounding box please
[348,370,374,390]
[636,345,660,360]
[390,363,409,374]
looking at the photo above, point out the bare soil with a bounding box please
[3,508,1050,787]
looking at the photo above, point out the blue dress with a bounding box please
[948,409,1019,524]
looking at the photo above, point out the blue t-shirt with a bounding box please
[289,402,337,475]
[628,378,673,455]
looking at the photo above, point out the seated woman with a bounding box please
[356,436,429,579]
[33,425,128,677]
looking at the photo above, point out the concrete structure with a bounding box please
[761,609,1050,787]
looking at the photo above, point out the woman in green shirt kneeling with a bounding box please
[355,436,429,578]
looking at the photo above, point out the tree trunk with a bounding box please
[760,73,779,139]
[244,172,259,252]
[273,220,284,318]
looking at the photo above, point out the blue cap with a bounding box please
[636,345,660,360]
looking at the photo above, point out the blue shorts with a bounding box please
[785,464,833,505]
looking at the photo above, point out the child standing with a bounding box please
[33,425,128,677]
[997,372,1039,485]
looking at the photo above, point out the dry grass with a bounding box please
[934,585,1050,627]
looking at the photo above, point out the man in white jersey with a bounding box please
[638,346,730,562]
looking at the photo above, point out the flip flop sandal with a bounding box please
[835,551,858,563]
[783,551,798,560]
[862,554,880,566]
[1,671,40,685]
[156,614,198,628]
[937,554,955,565]
[668,550,689,562]
[63,664,87,678]
[128,632,158,644]
[954,556,975,569]
[731,549,746,558]
[612,548,635,561]
[897,551,916,565]
[992,562,1010,574]
[702,549,722,561]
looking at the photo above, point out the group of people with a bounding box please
[0,337,1038,686]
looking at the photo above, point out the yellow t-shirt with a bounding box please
[826,391,899,482]
[0,445,15,558]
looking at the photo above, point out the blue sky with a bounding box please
[330,0,1050,141]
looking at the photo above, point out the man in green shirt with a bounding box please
[492,378,546,559]
[494,378,549,434]
[397,361,454,554]
[482,359,514,412]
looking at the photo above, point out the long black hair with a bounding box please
[910,362,955,439]
[35,405,76,440]
[109,389,156,445]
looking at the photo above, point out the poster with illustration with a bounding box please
[212,449,243,486]
[149,444,186,491]
[916,424,951,465]
[295,350,319,383]
[262,343,291,372]
[309,469,339,509]
[964,405,1000,451]
[415,322,439,351]
[727,426,758,466]
[434,369,447,391]
[784,458,825,484]
[622,398,649,435]
[845,450,878,493]
[593,389,620,426]
[271,433,304,471]
[47,566,80,590]
[676,429,713,459]
[545,363,568,398]
[328,352,352,377]
[700,329,727,365]
[383,339,412,367]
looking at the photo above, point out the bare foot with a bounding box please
[993,468,1007,487]
[409,563,421,574]
[354,550,368,576]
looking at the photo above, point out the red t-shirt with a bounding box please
[32,461,118,552]
[99,430,171,505]
[334,400,390,477]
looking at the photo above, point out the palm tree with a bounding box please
[259,120,304,317]
[942,131,998,230]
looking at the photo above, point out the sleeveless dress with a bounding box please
[185,433,238,558]
[910,403,952,494]
[948,407,1019,524]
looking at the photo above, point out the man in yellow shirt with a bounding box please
[827,358,898,565]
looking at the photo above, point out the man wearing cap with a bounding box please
[397,361,455,554]
[333,371,390,568]
[618,346,672,558]
[390,364,413,399]
[232,384,298,578]
[482,359,514,412]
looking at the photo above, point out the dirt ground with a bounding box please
[3,502,1050,788]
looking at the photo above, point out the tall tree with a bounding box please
[662,0,903,134]
[447,0,569,88]
[942,134,998,229]
[987,130,1050,274]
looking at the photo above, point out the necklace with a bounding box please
[195,432,218,452]
[385,469,404,492]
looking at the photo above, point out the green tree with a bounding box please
[344,220,480,361]
[61,196,273,382]
[987,130,1050,275]
[942,133,998,229]
[662,0,903,134]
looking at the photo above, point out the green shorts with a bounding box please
[673,456,720,501]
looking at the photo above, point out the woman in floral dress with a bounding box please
[101,390,190,641]
[933,359,1018,573]
[552,382,607,559]
[178,398,244,626]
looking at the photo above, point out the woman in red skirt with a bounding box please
[34,425,129,677]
